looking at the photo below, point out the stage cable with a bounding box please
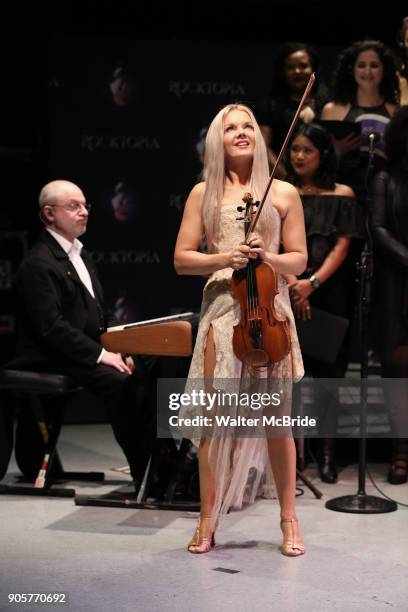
[365,464,408,508]
[302,439,408,507]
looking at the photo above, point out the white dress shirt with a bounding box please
[47,228,94,297]
[46,228,105,363]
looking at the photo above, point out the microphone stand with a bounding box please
[326,133,397,513]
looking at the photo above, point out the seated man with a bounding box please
[5,179,155,491]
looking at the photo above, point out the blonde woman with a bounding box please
[174,104,307,556]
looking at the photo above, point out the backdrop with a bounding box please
[47,36,338,322]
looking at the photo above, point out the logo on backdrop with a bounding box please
[89,250,160,265]
[0,260,12,290]
[169,80,245,98]
[48,75,61,89]
[111,181,135,223]
[169,193,187,211]
[112,293,138,324]
[109,65,135,107]
[81,134,160,152]
[195,127,208,164]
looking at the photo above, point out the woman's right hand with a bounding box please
[228,244,251,270]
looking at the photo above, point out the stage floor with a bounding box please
[0,424,407,612]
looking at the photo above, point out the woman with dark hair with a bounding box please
[370,107,408,484]
[285,123,361,482]
[321,40,399,203]
[258,42,328,169]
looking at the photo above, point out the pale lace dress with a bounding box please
[187,201,304,520]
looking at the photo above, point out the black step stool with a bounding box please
[0,369,104,497]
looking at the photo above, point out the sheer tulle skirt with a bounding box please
[185,276,304,528]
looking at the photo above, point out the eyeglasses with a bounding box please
[44,202,92,213]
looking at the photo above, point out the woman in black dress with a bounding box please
[370,107,408,484]
[321,40,399,205]
[258,41,328,175]
[285,123,361,482]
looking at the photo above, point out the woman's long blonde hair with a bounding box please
[202,103,275,251]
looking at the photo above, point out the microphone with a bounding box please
[366,132,379,179]
[368,132,379,154]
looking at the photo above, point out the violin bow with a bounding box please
[245,72,315,242]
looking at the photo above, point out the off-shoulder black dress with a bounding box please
[300,193,361,376]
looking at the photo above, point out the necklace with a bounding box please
[299,184,317,195]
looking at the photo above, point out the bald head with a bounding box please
[38,180,89,241]
[39,180,84,208]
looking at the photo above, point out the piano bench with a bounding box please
[0,369,105,498]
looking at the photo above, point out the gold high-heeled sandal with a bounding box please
[187,515,216,554]
[280,518,305,557]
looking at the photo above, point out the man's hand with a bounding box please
[125,355,135,373]
[100,350,132,374]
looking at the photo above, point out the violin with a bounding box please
[231,193,291,367]
[231,73,315,368]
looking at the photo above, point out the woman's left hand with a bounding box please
[289,278,313,303]
[247,233,266,260]
[293,298,312,320]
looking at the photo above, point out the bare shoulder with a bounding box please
[271,179,300,217]
[334,183,355,197]
[189,181,206,197]
[321,101,351,120]
[185,181,206,209]
[272,179,298,196]
[386,102,398,117]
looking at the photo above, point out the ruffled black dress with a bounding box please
[300,194,361,376]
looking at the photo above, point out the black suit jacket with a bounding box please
[11,229,119,369]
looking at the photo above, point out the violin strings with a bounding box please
[246,261,259,334]
[244,200,260,339]
[246,261,252,329]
